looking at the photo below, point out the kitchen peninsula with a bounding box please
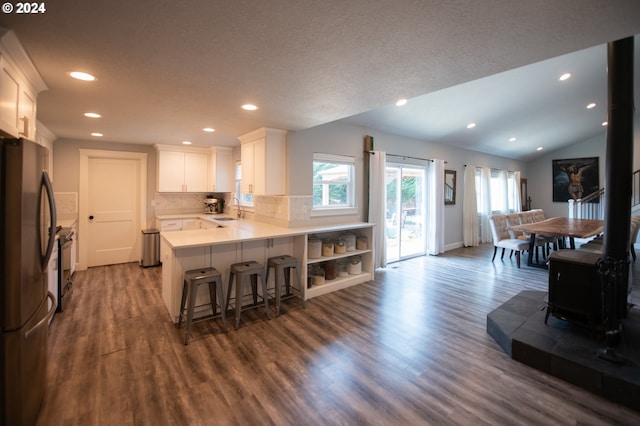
[159,216,374,322]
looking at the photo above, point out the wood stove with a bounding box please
[546,250,604,329]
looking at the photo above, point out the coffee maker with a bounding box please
[204,197,224,214]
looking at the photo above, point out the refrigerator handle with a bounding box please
[41,170,57,271]
[24,292,57,340]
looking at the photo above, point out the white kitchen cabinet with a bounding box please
[157,218,202,231]
[238,127,286,195]
[209,147,233,192]
[155,145,209,193]
[181,218,201,230]
[0,30,46,139]
[239,236,293,265]
[158,219,182,232]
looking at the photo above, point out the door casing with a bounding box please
[78,149,147,270]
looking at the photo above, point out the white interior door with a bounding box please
[79,150,147,269]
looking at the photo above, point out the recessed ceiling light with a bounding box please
[559,73,571,81]
[395,99,407,107]
[602,121,608,126]
[242,104,258,111]
[586,103,596,109]
[91,132,103,137]
[536,147,544,151]
[84,112,101,118]
[466,122,476,129]
[203,127,215,133]
[182,141,192,145]
[70,71,96,81]
[509,137,517,142]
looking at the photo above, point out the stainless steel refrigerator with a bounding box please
[1,138,57,426]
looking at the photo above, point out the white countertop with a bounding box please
[160,217,373,249]
[156,213,205,220]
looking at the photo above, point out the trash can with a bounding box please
[141,229,160,267]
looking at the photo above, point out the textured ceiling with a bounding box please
[1,0,640,159]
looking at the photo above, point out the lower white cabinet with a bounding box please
[157,218,201,232]
[159,221,375,321]
[181,218,201,230]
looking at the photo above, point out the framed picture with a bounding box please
[552,157,599,202]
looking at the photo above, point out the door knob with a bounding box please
[89,215,94,220]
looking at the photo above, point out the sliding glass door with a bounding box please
[385,163,426,263]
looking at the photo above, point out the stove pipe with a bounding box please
[599,36,635,342]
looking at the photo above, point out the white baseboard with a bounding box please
[445,241,464,252]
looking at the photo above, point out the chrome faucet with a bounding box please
[234,197,243,219]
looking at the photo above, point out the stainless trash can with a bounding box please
[141,229,160,267]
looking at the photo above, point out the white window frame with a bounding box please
[311,153,357,216]
[235,161,253,207]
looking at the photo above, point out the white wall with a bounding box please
[526,132,607,218]
[287,121,527,247]
[53,138,158,227]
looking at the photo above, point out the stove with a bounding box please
[56,227,74,312]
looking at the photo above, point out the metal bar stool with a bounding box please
[178,267,227,345]
[225,261,270,329]
[266,255,306,317]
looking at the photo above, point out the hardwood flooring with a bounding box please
[38,244,640,425]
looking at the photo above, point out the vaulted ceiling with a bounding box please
[1,0,639,160]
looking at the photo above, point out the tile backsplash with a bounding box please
[153,193,225,215]
[254,195,312,227]
[153,193,314,227]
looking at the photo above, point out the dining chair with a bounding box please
[488,214,531,268]
[506,213,546,262]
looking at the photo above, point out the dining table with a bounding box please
[509,217,604,267]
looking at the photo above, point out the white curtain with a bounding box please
[427,159,445,255]
[462,165,479,247]
[513,171,522,213]
[477,167,492,243]
[496,170,508,213]
[368,151,387,268]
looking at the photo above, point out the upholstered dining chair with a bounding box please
[488,214,531,268]
[519,209,556,254]
[507,212,547,262]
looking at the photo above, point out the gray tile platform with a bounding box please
[487,290,640,411]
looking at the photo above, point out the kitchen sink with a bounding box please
[213,217,236,221]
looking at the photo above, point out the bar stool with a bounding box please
[266,255,306,317]
[225,261,270,329]
[178,267,227,345]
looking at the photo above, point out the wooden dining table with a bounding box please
[509,217,604,267]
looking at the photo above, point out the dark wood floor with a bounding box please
[38,244,640,425]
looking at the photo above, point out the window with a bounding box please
[235,161,253,206]
[475,168,519,213]
[312,153,355,214]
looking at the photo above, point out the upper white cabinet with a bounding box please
[0,29,47,139]
[238,127,287,195]
[209,147,232,192]
[155,145,209,193]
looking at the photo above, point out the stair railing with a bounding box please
[568,188,605,219]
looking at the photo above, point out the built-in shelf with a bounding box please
[306,248,371,265]
[298,225,375,300]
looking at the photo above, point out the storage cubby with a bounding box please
[300,225,374,300]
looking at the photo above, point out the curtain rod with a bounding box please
[367,151,434,162]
